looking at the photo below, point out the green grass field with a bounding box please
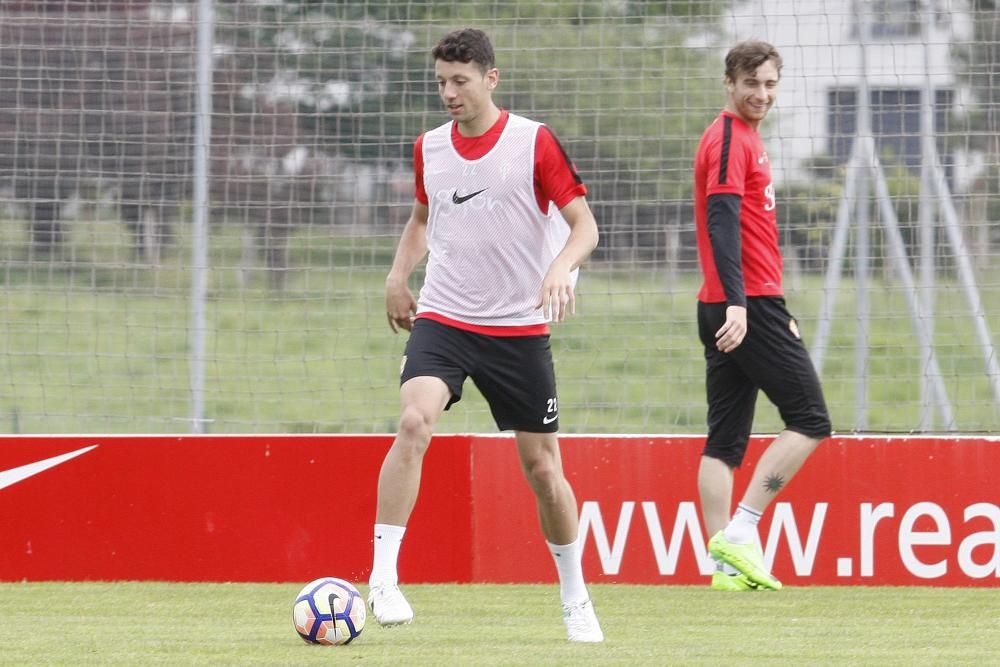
[2,582,999,665]
[2,220,999,434]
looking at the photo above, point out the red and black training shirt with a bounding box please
[694,110,783,305]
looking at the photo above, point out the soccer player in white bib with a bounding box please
[367,28,603,643]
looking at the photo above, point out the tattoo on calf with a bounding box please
[763,473,785,493]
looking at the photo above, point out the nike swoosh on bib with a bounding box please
[451,188,488,204]
[0,444,99,491]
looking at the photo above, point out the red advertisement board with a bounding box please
[473,435,1000,586]
[0,435,467,583]
[0,435,997,586]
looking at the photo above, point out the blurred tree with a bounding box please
[952,0,1000,261]
[216,1,430,163]
[1,0,736,266]
[214,0,732,266]
[955,0,999,156]
[0,1,190,258]
[494,20,727,261]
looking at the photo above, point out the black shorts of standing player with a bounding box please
[400,318,561,433]
[698,296,832,468]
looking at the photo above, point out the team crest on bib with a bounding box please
[789,319,800,340]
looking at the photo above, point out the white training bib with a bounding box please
[418,113,575,327]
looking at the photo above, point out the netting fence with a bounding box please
[1,0,997,434]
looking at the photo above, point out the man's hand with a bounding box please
[715,305,747,353]
[536,262,576,322]
[385,276,417,333]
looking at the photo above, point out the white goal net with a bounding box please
[0,0,997,434]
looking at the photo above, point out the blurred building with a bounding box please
[721,0,975,189]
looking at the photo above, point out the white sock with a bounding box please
[370,523,406,586]
[548,537,589,605]
[723,503,763,545]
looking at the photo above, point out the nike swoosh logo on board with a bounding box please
[451,188,488,204]
[0,445,99,491]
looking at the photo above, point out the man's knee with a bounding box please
[517,438,565,500]
[396,407,434,452]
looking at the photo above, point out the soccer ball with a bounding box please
[292,577,366,645]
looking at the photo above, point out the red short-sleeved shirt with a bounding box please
[694,111,783,304]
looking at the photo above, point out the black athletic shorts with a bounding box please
[400,318,560,433]
[697,297,832,467]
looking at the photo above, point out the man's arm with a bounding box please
[707,193,746,308]
[385,201,429,333]
[707,192,747,352]
[536,195,599,322]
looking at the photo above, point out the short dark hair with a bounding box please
[724,40,783,81]
[431,28,496,73]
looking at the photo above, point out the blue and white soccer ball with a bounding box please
[292,577,366,645]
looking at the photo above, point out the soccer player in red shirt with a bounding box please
[693,41,831,591]
[367,28,603,642]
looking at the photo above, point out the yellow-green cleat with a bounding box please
[708,531,783,590]
[710,570,759,591]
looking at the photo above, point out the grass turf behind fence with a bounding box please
[2,220,999,433]
[1,582,999,665]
